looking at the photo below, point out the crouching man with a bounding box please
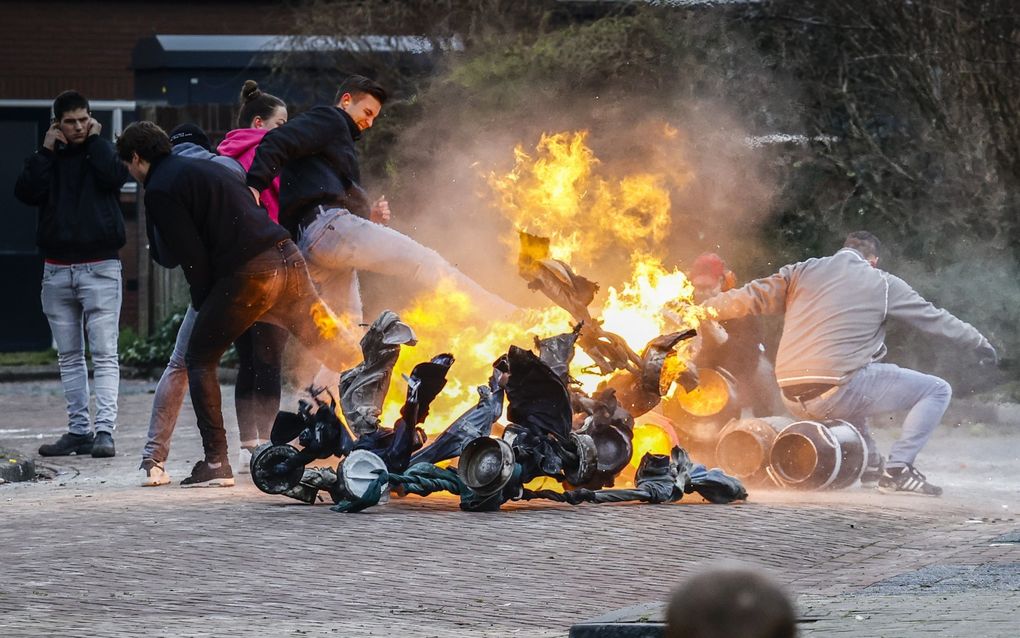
[117,122,362,486]
[702,231,997,496]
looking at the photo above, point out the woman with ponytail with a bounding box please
[217,80,287,220]
[218,80,290,470]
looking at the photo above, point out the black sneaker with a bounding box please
[860,455,885,487]
[91,431,116,458]
[878,464,942,496]
[180,460,235,488]
[38,432,94,456]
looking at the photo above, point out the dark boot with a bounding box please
[91,431,116,458]
[39,432,94,456]
[180,460,235,488]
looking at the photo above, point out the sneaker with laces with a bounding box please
[140,459,172,487]
[38,432,94,456]
[180,460,235,488]
[878,464,942,496]
[238,446,256,475]
[860,455,885,487]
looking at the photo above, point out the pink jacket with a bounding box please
[217,128,280,222]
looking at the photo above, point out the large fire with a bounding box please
[372,131,711,478]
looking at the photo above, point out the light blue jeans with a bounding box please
[40,259,122,436]
[142,305,197,463]
[298,208,516,323]
[782,362,952,468]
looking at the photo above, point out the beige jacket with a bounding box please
[705,248,992,386]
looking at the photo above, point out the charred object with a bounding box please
[251,348,453,503]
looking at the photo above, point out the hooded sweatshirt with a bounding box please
[218,128,280,222]
[146,142,248,268]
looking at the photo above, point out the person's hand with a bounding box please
[249,186,262,205]
[42,124,67,150]
[370,196,391,225]
[701,319,729,346]
[86,117,102,137]
[977,342,998,367]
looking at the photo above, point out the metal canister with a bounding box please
[768,419,868,490]
[715,416,792,485]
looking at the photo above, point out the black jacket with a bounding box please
[14,136,128,261]
[245,105,371,235]
[143,154,290,309]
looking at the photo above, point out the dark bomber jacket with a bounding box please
[14,136,128,262]
[245,105,371,235]
[143,153,289,309]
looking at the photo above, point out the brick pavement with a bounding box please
[0,379,1018,637]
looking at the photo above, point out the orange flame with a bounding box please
[665,368,732,417]
[310,300,342,341]
[377,130,709,480]
[487,130,679,264]
[629,423,675,470]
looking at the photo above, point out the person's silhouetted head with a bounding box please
[665,565,797,638]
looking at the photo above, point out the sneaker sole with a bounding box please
[91,450,116,458]
[141,478,172,487]
[877,485,941,497]
[180,478,235,488]
[38,449,92,456]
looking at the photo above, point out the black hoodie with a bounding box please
[245,105,371,235]
[14,135,128,261]
[143,153,290,309]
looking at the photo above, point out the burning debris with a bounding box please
[248,129,874,510]
[250,230,866,506]
[339,310,418,435]
[251,301,746,512]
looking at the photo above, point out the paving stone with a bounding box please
[1,379,1019,636]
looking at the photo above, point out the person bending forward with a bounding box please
[118,121,361,487]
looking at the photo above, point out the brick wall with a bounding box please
[0,0,295,100]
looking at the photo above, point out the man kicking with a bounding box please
[244,74,515,323]
[117,121,362,486]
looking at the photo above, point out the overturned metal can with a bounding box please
[715,416,792,485]
[659,367,741,466]
[768,419,869,490]
[564,432,598,486]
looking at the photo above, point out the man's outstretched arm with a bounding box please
[703,267,793,321]
[886,274,995,360]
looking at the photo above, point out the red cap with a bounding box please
[690,253,726,284]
